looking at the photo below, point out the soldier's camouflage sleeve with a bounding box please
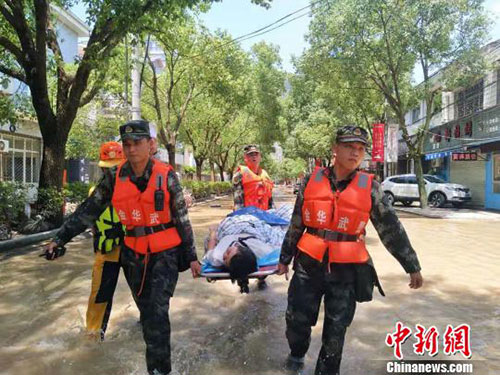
[54,169,115,246]
[370,180,421,273]
[232,171,244,210]
[279,174,311,265]
[168,170,197,262]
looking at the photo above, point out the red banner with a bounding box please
[372,123,385,162]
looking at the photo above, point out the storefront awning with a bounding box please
[464,137,500,153]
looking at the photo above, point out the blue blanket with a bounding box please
[201,248,280,274]
[227,207,289,226]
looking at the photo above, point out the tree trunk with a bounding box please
[217,164,225,181]
[195,158,204,181]
[415,156,428,208]
[166,142,176,170]
[210,162,215,182]
[37,116,72,226]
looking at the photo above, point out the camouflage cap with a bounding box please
[244,144,260,154]
[119,120,151,141]
[336,126,370,145]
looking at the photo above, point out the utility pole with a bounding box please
[131,41,141,121]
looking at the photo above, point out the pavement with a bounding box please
[393,205,500,220]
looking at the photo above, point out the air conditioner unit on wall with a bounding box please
[0,139,9,153]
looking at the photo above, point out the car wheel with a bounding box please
[452,202,464,209]
[429,192,446,208]
[384,192,395,206]
[402,200,412,207]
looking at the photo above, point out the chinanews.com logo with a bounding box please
[383,322,474,374]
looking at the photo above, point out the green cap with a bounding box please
[244,144,260,154]
[120,120,151,141]
[336,126,369,145]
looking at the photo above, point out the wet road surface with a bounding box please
[0,188,498,375]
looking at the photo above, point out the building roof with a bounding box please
[51,4,90,38]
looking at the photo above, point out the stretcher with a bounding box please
[200,248,280,280]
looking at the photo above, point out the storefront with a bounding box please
[424,105,500,209]
[471,138,500,210]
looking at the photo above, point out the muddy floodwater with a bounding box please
[1,188,499,375]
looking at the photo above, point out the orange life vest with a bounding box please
[111,160,182,254]
[239,165,274,210]
[297,168,373,263]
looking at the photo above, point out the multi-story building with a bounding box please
[397,39,500,210]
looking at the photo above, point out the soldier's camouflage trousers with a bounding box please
[121,246,180,375]
[286,255,357,375]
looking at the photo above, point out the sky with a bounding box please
[72,0,500,73]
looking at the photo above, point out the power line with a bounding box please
[180,0,325,60]
[230,1,318,44]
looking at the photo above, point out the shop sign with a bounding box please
[372,123,385,162]
[452,152,478,161]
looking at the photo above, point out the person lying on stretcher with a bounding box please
[203,225,274,293]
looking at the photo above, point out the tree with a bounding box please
[0,0,272,223]
[306,0,488,207]
[248,42,286,147]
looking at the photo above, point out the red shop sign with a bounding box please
[372,123,385,162]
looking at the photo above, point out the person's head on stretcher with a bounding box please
[223,240,258,280]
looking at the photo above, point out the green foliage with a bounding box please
[66,101,125,160]
[0,182,27,228]
[35,187,65,221]
[181,180,232,199]
[182,165,196,175]
[249,42,286,146]
[63,182,91,203]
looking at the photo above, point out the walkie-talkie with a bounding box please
[154,174,165,211]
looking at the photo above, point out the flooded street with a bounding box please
[0,189,499,375]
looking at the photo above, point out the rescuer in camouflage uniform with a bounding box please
[277,126,423,375]
[44,120,200,375]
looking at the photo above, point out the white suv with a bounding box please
[381,174,472,208]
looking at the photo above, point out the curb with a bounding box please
[0,228,60,252]
[393,207,439,218]
[394,206,500,220]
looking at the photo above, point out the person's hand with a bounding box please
[41,241,64,261]
[409,271,423,289]
[183,194,193,208]
[277,263,289,279]
[190,261,201,278]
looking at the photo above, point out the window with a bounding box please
[456,79,483,119]
[493,152,500,194]
[424,175,445,183]
[390,177,405,184]
[405,176,418,184]
[0,134,42,184]
[497,69,500,106]
[14,152,23,182]
[412,107,421,123]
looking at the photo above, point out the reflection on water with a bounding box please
[1,192,498,375]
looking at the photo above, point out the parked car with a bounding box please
[381,174,472,208]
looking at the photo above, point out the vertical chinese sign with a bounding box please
[372,123,385,162]
[386,123,399,163]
